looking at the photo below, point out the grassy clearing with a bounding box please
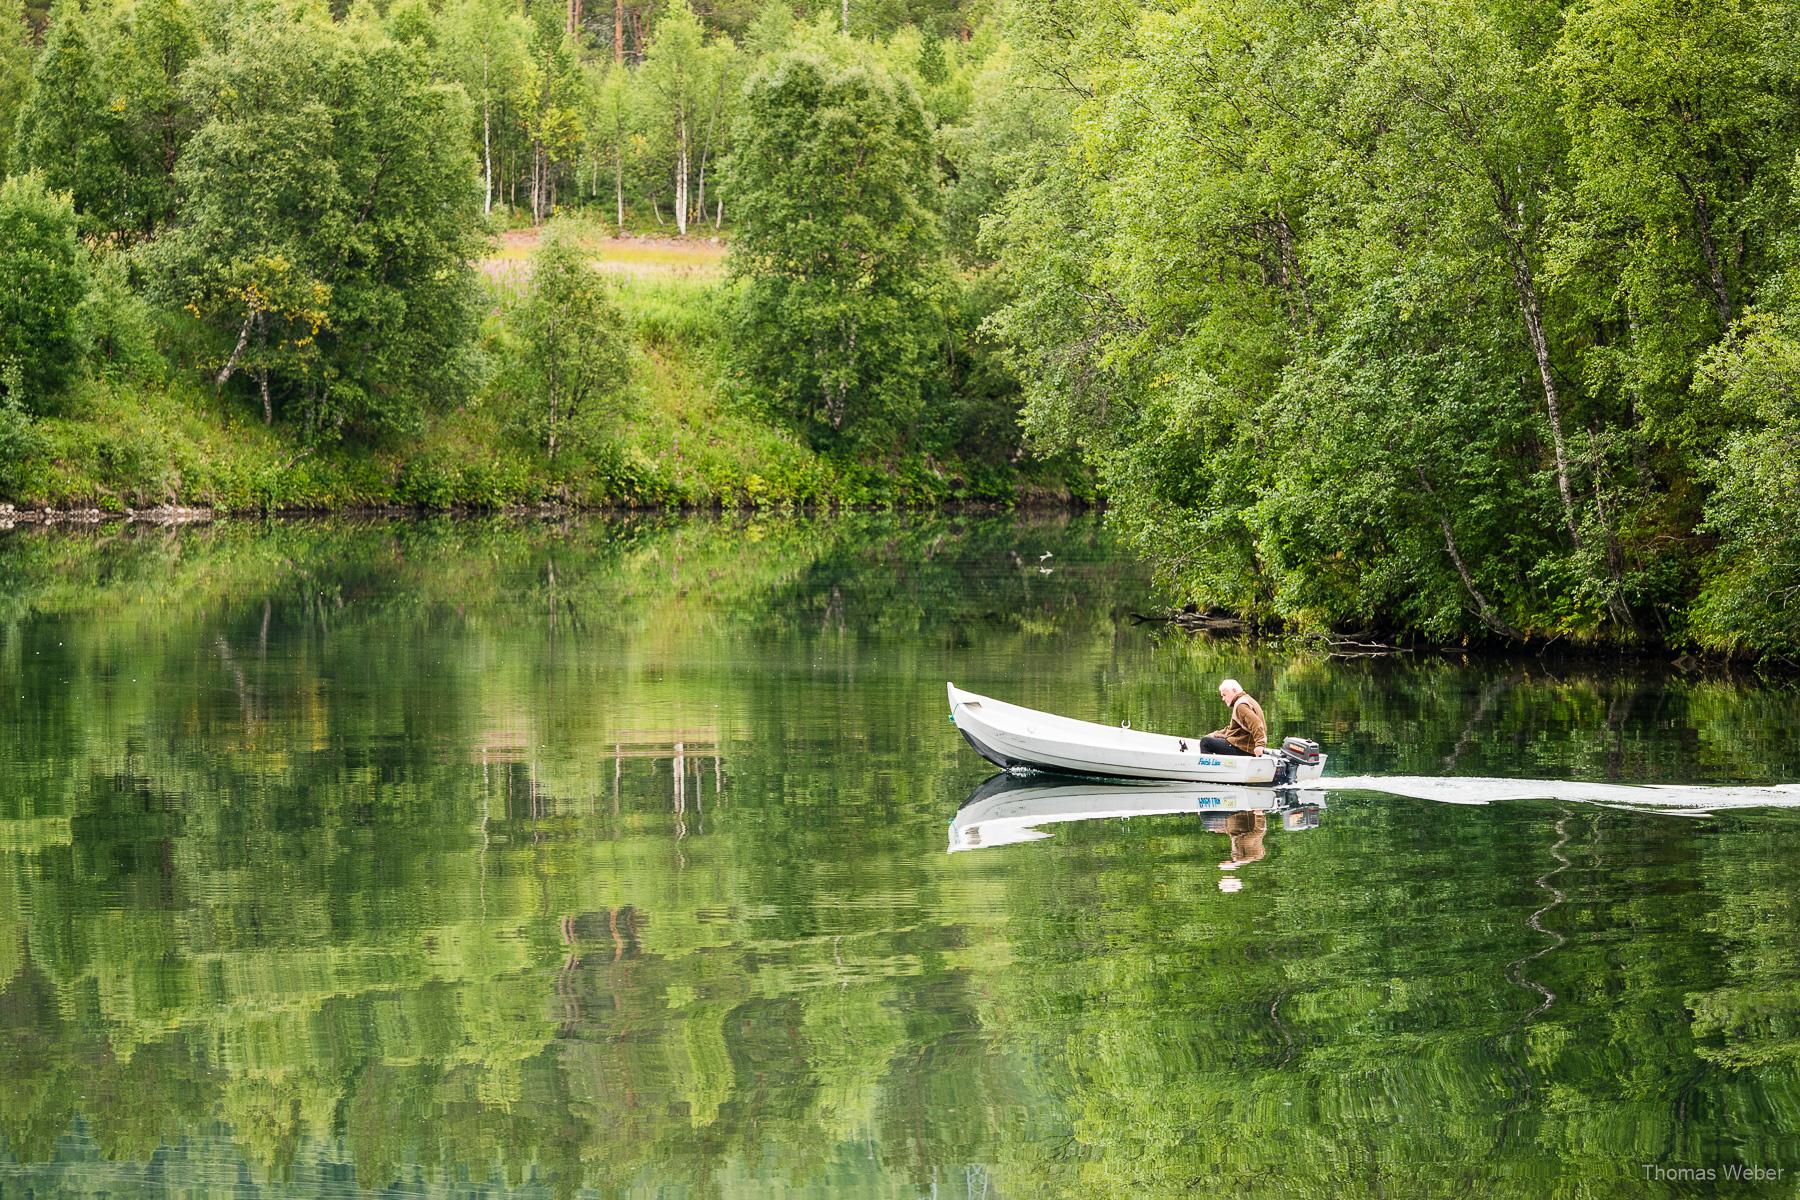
[481,228,727,299]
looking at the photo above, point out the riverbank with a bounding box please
[1,237,1083,515]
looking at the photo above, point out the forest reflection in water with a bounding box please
[2,512,1799,1198]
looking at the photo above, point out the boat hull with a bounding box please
[947,683,1326,785]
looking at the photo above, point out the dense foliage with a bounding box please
[148,6,481,437]
[0,171,85,407]
[2,0,1797,652]
[983,0,1800,655]
[726,51,942,450]
[0,0,1042,510]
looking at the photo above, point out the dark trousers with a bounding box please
[1199,735,1252,757]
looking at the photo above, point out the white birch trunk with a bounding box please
[531,143,542,223]
[674,118,689,236]
[482,90,493,215]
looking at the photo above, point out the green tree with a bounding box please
[1547,0,1800,635]
[639,0,707,233]
[0,171,87,410]
[1552,0,1795,387]
[150,10,481,438]
[915,29,946,85]
[583,59,635,233]
[13,0,198,238]
[1690,294,1800,656]
[981,0,1763,646]
[724,51,943,449]
[11,3,125,234]
[0,0,30,175]
[518,9,583,223]
[436,0,530,216]
[509,220,631,457]
[103,0,201,236]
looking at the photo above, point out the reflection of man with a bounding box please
[1200,678,1266,757]
[1220,810,1266,870]
[1201,810,1268,874]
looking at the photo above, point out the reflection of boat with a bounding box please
[947,683,1327,784]
[949,773,1326,852]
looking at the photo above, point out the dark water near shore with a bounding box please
[2,513,1799,1198]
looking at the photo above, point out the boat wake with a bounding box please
[1318,776,1800,815]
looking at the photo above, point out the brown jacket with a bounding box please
[1210,694,1267,755]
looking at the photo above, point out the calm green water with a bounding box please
[3,513,1800,1198]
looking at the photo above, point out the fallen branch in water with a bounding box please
[1129,607,1249,633]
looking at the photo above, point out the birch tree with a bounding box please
[437,0,529,216]
[585,60,635,233]
[151,10,481,437]
[519,20,584,222]
[689,33,740,228]
[640,0,706,234]
[1551,0,1796,415]
[725,51,944,448]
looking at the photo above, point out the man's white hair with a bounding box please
[1219,678,1242,694]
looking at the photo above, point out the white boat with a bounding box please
[950,773,1325,852]
[946,682,1327,785]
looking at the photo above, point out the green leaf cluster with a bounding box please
[0,170,86,409]
[724,51,945,452]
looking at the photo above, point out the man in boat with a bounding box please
[1200,678,1266,757]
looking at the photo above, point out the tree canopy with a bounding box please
[725,51,942,450]
[983,0,1800,655]
[147,7,481,437]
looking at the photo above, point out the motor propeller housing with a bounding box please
[1280,737,1323,765]
[1272,737,1324,786]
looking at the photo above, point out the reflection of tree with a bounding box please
[0,513,1147,1194]
[0,515,1797,1196]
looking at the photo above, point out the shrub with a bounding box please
[0,389,47,496]
[79,251,166,384]
[506,219,633,457]
[0,173,89,411]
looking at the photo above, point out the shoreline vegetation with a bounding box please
[2,507,1788,672]
[1,224,1085,515]
[0,2,1085,522]
[2,0,1798,658]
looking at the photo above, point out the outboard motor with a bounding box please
[1274,737,1323,786]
